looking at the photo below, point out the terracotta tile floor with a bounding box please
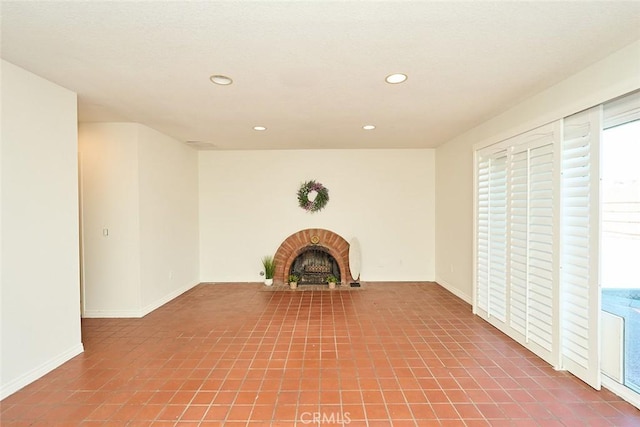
[2,282,639,426]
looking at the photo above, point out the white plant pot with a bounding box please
[289,282,298,289]
[328,282,336,289]
[264,278,273,286]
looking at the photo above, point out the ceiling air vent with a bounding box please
[185,141,217,150]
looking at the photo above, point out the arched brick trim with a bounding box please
[274,228,352,285]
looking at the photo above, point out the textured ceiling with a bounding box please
[2,1,640,150]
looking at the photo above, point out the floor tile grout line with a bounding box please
[2,283,640,425]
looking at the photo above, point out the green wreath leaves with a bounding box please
[297,180,329,213]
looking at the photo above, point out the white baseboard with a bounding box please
[434,277,472,304]
[139,281,198,317]
[0,343,84,400]
[83,308,144,318]
[83,281,198,318]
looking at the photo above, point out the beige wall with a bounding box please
[435,40,640,303]
[199,149,436,282]
[1,60,83,398]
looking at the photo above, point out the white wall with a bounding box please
[1,60,83,399]
[79,123,142,316]
[199,149,435,282]
[138,126,199,311]
[79,123,199,317]
[435,40,640,303]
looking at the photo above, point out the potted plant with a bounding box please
[288,274,300,289]
[261,255,276,286]
[325,275,338,289]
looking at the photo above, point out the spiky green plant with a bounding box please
[261,255,276,279]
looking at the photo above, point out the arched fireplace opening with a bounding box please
[290,246,341,285]
[273,228,352,285]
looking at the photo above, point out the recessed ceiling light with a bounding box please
[385,73,407,84]
[210,74,233,85]
[363,125,376,130]
[253,126,267,131]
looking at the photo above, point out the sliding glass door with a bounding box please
[601,112,640,395]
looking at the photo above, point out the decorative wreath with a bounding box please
[297,180,329,213]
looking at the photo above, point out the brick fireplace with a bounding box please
[273,228,353,285]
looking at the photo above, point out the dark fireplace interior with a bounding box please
[290,246,341,285]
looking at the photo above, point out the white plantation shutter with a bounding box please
[489,154,508,322]
[526,142,556,358]
[475,149,507,321]
[476,155,490,314]
[507,132,558,364]
[475,123,560,367]
[509,149,529,336]
[474,90,639,390]
[560,106,602,389]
